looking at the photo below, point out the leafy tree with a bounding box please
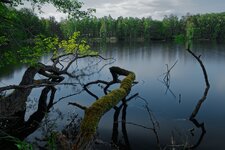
[1,0,95,18]
[163,14,180,39]
[100,19,107,41]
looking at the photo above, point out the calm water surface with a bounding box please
[1,42,225,149]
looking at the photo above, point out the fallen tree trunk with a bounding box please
[73,67,135,150]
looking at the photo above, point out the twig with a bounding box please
[0,82,79,92]
[68,102,87,110]
[163,60,178,83]
[83,80,108,100]
[117,121,154,130]
[53,90,84,105]
[137,96,161,149]
[186,49,209,88]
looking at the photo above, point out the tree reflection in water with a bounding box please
[0,50,114,149]
[0,86,56,149]
[164,48,210,149]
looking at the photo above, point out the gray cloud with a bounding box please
[18,0,225,21]
[81,0,225,19]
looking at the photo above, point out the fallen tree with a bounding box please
[70,67,136,150]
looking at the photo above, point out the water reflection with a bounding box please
[111,96,136,149]
[0,54,113,149]
[1,42,225,149]
[0,86,55,149]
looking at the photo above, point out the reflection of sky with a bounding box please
[97,42,225,149]
[1,42,225,149]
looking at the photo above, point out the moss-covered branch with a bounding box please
[73,66,135,150]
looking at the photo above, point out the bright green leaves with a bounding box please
[2,32,97,67]
[78,39,97,56]
[15,140,33,150]
[59,32,97,56]
[31,31,97,65]
[59,32,80,54]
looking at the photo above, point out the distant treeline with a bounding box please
[60,13,225,42]
[1,3,225,48]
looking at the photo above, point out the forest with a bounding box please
[1,2,225,49]
[1,1,225,68]
[1,0,225,150]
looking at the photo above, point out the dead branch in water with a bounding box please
[186,47,210,149]
[158,60,178,99]
[186,48,210,119]
[163,60,178,84]
[162,47,210,150]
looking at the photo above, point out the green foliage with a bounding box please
[59,32,80,53]
[0,36,8,46]
[59,32,97,56]
[60,12,225,42]
[0,0,95,43]
[186,20,194,40]
[163,14,180,39]
[15,139,33,150]
[100,20,107,40]
[0,6,48,44]
[0,133,33,150]
[174,34,185,43]
[0,32,96,69]
[47,132,57,150]
[1,0,95,18]
[186,19,195,49]
[14,35,57,65]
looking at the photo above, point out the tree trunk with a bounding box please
[73,67,135,150]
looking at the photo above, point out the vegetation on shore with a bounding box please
[1,2,225,50]
[61,13,225,42]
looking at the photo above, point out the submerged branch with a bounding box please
[117,121,154,130]
[186,47,210,149]
[186,48,210,119]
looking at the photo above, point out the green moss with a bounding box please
[120,73,135,92]
[78,71,135,141]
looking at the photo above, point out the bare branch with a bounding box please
[68,102,87,110]
[117,121,154,130]
[186,49,210,88]
[0,82,79,92]
[186,48,210,149]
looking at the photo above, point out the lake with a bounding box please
[1,41,225,149]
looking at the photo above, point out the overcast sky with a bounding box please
[20,0,225,21]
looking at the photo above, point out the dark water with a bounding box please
[1,42,225,149]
